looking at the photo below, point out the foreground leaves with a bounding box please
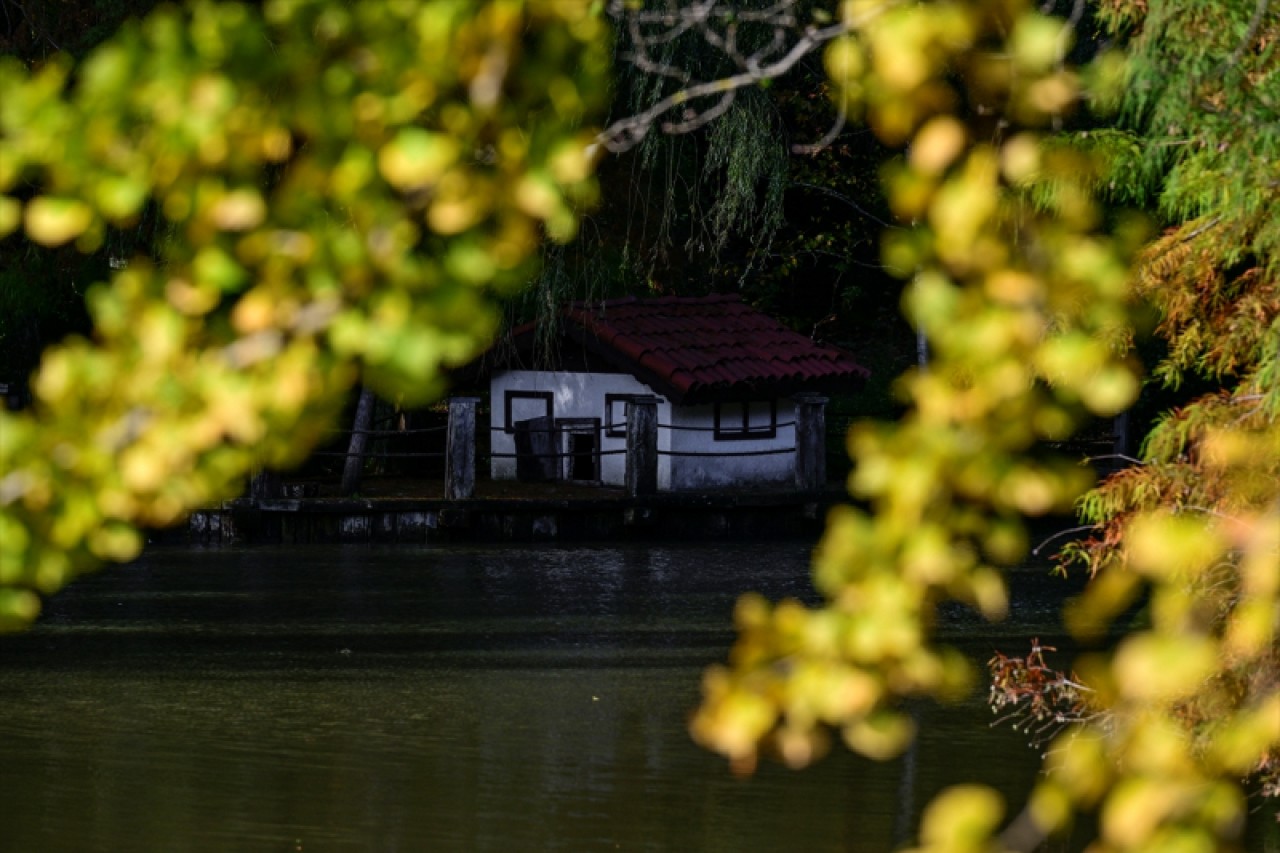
[0,0,609,628]
[692,1,1280,851]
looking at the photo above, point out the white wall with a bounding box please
[667,402,797,490]
[490,371,799,491]
[490,370,673,488]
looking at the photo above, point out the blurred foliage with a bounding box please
[0,0,166,386]
[1,0,1277,851]
[0,0,609,627]
[691,1,1280,852]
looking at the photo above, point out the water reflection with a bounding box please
[1,543,1073,852]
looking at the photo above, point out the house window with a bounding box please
[714,401,777,440]
[504,390,553,433]
[604,394,638,438]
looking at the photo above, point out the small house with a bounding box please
[488,295,869,491]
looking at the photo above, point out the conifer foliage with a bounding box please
[1056,0,1280,829]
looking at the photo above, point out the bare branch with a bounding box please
[619,0,799,28]
[789,181,898,229]
[1031,524,1094,557]
[599,22,848,151]
[1083,453,1145,466]
[791,100,847,155]
[596,1,902,154]
[661,89,738,135]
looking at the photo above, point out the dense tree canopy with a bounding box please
[0,0,608,626]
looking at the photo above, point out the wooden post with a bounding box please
[248,468,281,503]
[793,393,828,492]
[1113,411,1131,459]
[341,385,377,496]
[446,396,478,500]
[244,467,283,543]
[626,396,659,497]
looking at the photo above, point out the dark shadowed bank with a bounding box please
[182,479,850,546]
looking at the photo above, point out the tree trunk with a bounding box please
[341,385,376,497]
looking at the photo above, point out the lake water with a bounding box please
[0,541,1118,852]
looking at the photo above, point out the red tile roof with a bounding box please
[549,295,869,404]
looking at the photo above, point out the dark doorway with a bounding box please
[557,419,600,483]
[568,433,596,481]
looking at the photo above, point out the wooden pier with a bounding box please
[182,479,847,545]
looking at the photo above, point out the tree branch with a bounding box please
[791,100,847,155]
[596,0,902,154]
[790,181,898,228]
[1031,524,1094,557]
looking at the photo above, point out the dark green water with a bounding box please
[0,542,1088,852]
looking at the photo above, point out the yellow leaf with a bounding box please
[88,522,143,563]
[870,11,933,92]
[1078,365,1138,416]
[1113,633,1217,702]
[1126,512,1224,579]
[1046,729,1110,804]
[918,784,1004,848]
[910,117,967,176]
[691,683,777,761]
[1011,13,1069,73]
[1223,598,1276,658]
[514,173,562,219]
[0,196,21,237]
[193,246,246,291]
[25,197,94,246]
[1025,72,1079,116]
[966,567,1008,621]
[120,445,167,492]
[378,128,459,190]
[1100,778,1190,849]
[1027,782,1071,835]
[260,127,293,161]
[547,137,596,184]
[95,176,149,222]
[842,709,915,760]
[210,188,266,231]
[1000,133,1041,184]
[824,36,866,86]
[0,588,41,633]
[1125,715,1193,775]
[999,467,1057,516]
[1209,693,1280,774]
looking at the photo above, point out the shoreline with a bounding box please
[179,480,852,545]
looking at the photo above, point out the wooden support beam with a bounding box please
[446,396,479,500]
[793,393,828,492]
[626,396,660,496]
